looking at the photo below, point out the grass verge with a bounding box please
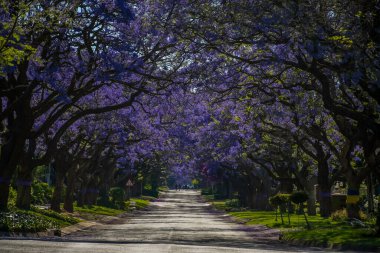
[207,197,380,251]
[1,196,154,233]
[0,208,80,233]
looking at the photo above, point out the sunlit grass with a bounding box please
[228,210,379,249]
[129,198,150,210]
[206,197,380,250]
[74,204,125,216]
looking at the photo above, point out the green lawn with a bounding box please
[74,197,153,216]
[74,204,126,216]
[129,198,151,210]
[207,198,380,250]
[283,226,379,250]
[30,207,81,227]
[211,200,227,211]
[1,196,153,233]
[229,210,380,250]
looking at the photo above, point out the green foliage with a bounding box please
[269,194,291,224]
[331,209,367,222]
[191,179,199,187]
[228,210,379,250]
[158,186,169,192]
[269,194,290,207]
[269,195,282,207]
[143,184,158,197]
[30,207,79,225]
[290,191,308,204]
[202,194,215,201]
[128,198,150,210]
[0,210,58,232]
[277,194,290,203]
[139,195,156,201]
[144,184,152,191]
[8,187,17,208]
[212,201,227,211]
[108,187,126,210]
[31,180,53,205]
[201,188,212,195]
[96,194,113,208]
[225,198,240,208]
[283,226,379,251]
[74,204,125,216]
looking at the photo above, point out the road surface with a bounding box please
[0,190,350,252]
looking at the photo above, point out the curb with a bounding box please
[0,229,60,238]
[60,221,98,236]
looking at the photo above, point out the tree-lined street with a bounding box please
[0,190,352,253]
[0,1,379,251]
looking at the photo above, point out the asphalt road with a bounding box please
[0,190,353,253]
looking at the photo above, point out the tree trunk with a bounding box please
[51,169,65,212]
[63,187,74,213]
[77,188,85,207]
[307,191,317,216]
[16,138,37,210]
[346,180,361,219]
[318,157,332,217]
[63,166,78,212]
[0,136,26,210]
[16,162,34,210]
[319,186,332,217]
[367,174,375,214]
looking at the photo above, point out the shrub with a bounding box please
[8,187,17,208]
[109,187,125,209]
[0,210,59,232]
[158,186,169,192]
[143,184,158,197]
[31,180,53,205]
[96,190,113,208]
[269,195,282,208]
[290,191,310,229]
[331,209,367,221]
[269,194,291,225]
[226,199,240,208]
[140,195,156,201]
[109,187,125,202]
[201,188,212,195]
[290,191,308,205]
[213,193,224,200]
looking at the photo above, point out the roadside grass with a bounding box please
[74,196,154,216]
[283,226,379,250]
[1,196,154,233]
[129,198,150,210]
[30,207,80,227]
[202,194,215,202]
[73,204,125,216]
[206,197,380,250]
[211,200,227,211]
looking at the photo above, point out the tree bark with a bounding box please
[346,179,361,219]
[63,169,76,213]
[16,140,36,210]
[15,166,33,210]
[307,188,317,216]
[51,168,65,212]
[317,154,332,217]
